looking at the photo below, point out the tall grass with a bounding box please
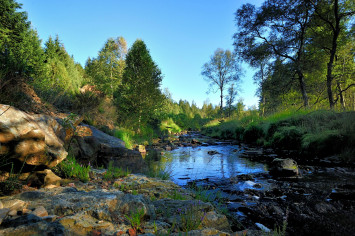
[114,128,134,149]
[201,109,355,162]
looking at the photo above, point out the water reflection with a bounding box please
[149,145,267,185]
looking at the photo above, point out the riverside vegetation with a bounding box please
[1,0,354,235]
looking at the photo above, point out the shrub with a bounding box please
[302,130,345,156]
[270,126,304,150]
[243,125,264,143]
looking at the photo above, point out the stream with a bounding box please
[147,132,355,235]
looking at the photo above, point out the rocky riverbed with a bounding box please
[146,132,355,236]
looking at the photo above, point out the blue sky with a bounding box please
[18,0,264,108]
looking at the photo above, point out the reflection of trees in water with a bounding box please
[151,145,267,184]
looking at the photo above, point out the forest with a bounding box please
[0,0,354,152]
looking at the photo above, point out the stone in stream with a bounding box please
[269,158,299,177]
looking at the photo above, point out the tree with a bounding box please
[201,48,241,115]
[116,39,163,131]
[225,84,238,117]
[309,0,355,108]
[85,37,127,97]
[234,0,314,108]
[0,0,45,85]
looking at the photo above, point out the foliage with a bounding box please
[103,161,131,180]
[57,154,90,182]
[177,201,206,232]
[160,118,182,134]
[113,128,134,149]
[202,109,355,162]
[85,37,127,97]
[116,39,164,132]
[234,0,355,111]
[125,208,145,231]
[167,189,188,200]
[202,48,242,113]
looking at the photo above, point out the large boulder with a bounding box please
[73,125,146,173]
[0,105,67,169]
[269,158,299,177]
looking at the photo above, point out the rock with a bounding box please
[32,206,48,217]
[59,212,115,235]
[74,125,147,173]
[27,169,61,188]
[136,145,146,153]
[0,220,65,236]
[202,211,231,232]
[0,105,67,169]
[255,222,271,232]
[207,150,220,155]
[2,199,27,212]
[7,210,17,217]
[269,158,299,177]
[171,228,230,236]
[0,208,10,225]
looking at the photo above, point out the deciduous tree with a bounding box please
[201,49,241,115]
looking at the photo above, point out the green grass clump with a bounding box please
[58,154,90,182]
[160,118,182,134]
[125,208,145,231]
[113,128,134,149]
[103,161,131,180]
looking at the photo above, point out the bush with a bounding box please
[302,130,345,156]
[243,125,264,143]
[270,126,305,150]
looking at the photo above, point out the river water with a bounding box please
[157,144,268,186]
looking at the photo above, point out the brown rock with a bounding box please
[32,206,48,217]
[0,105,67,168]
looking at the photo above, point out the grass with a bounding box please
[125,208,145,231]
[113,128,134,149]
[167,189,189,200]
[178,201,206,232]
[201,109,355,162]
[57,154,90,182]
[103,161,131,180]
[160,118,182,134]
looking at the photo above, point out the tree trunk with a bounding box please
[220,89,223,116]
[337,81,346,110]
[326,0,340,109]
[297,71,309,108]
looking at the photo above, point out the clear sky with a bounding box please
[18,0,264,108]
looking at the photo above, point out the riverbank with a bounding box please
[201,110,355,165]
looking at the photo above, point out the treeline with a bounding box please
[0,0,223,141]
[234,0,354,114]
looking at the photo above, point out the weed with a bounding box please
[178,201,206,232]
[167,189,188,200]
[125,208,145,231]
[103,161,131,180]
[57,154,90,182]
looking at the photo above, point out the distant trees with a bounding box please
[202,49,242,115]
[116,40,164,132]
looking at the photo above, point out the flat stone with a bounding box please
[32,206,48,217]
[2,199,27,211]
